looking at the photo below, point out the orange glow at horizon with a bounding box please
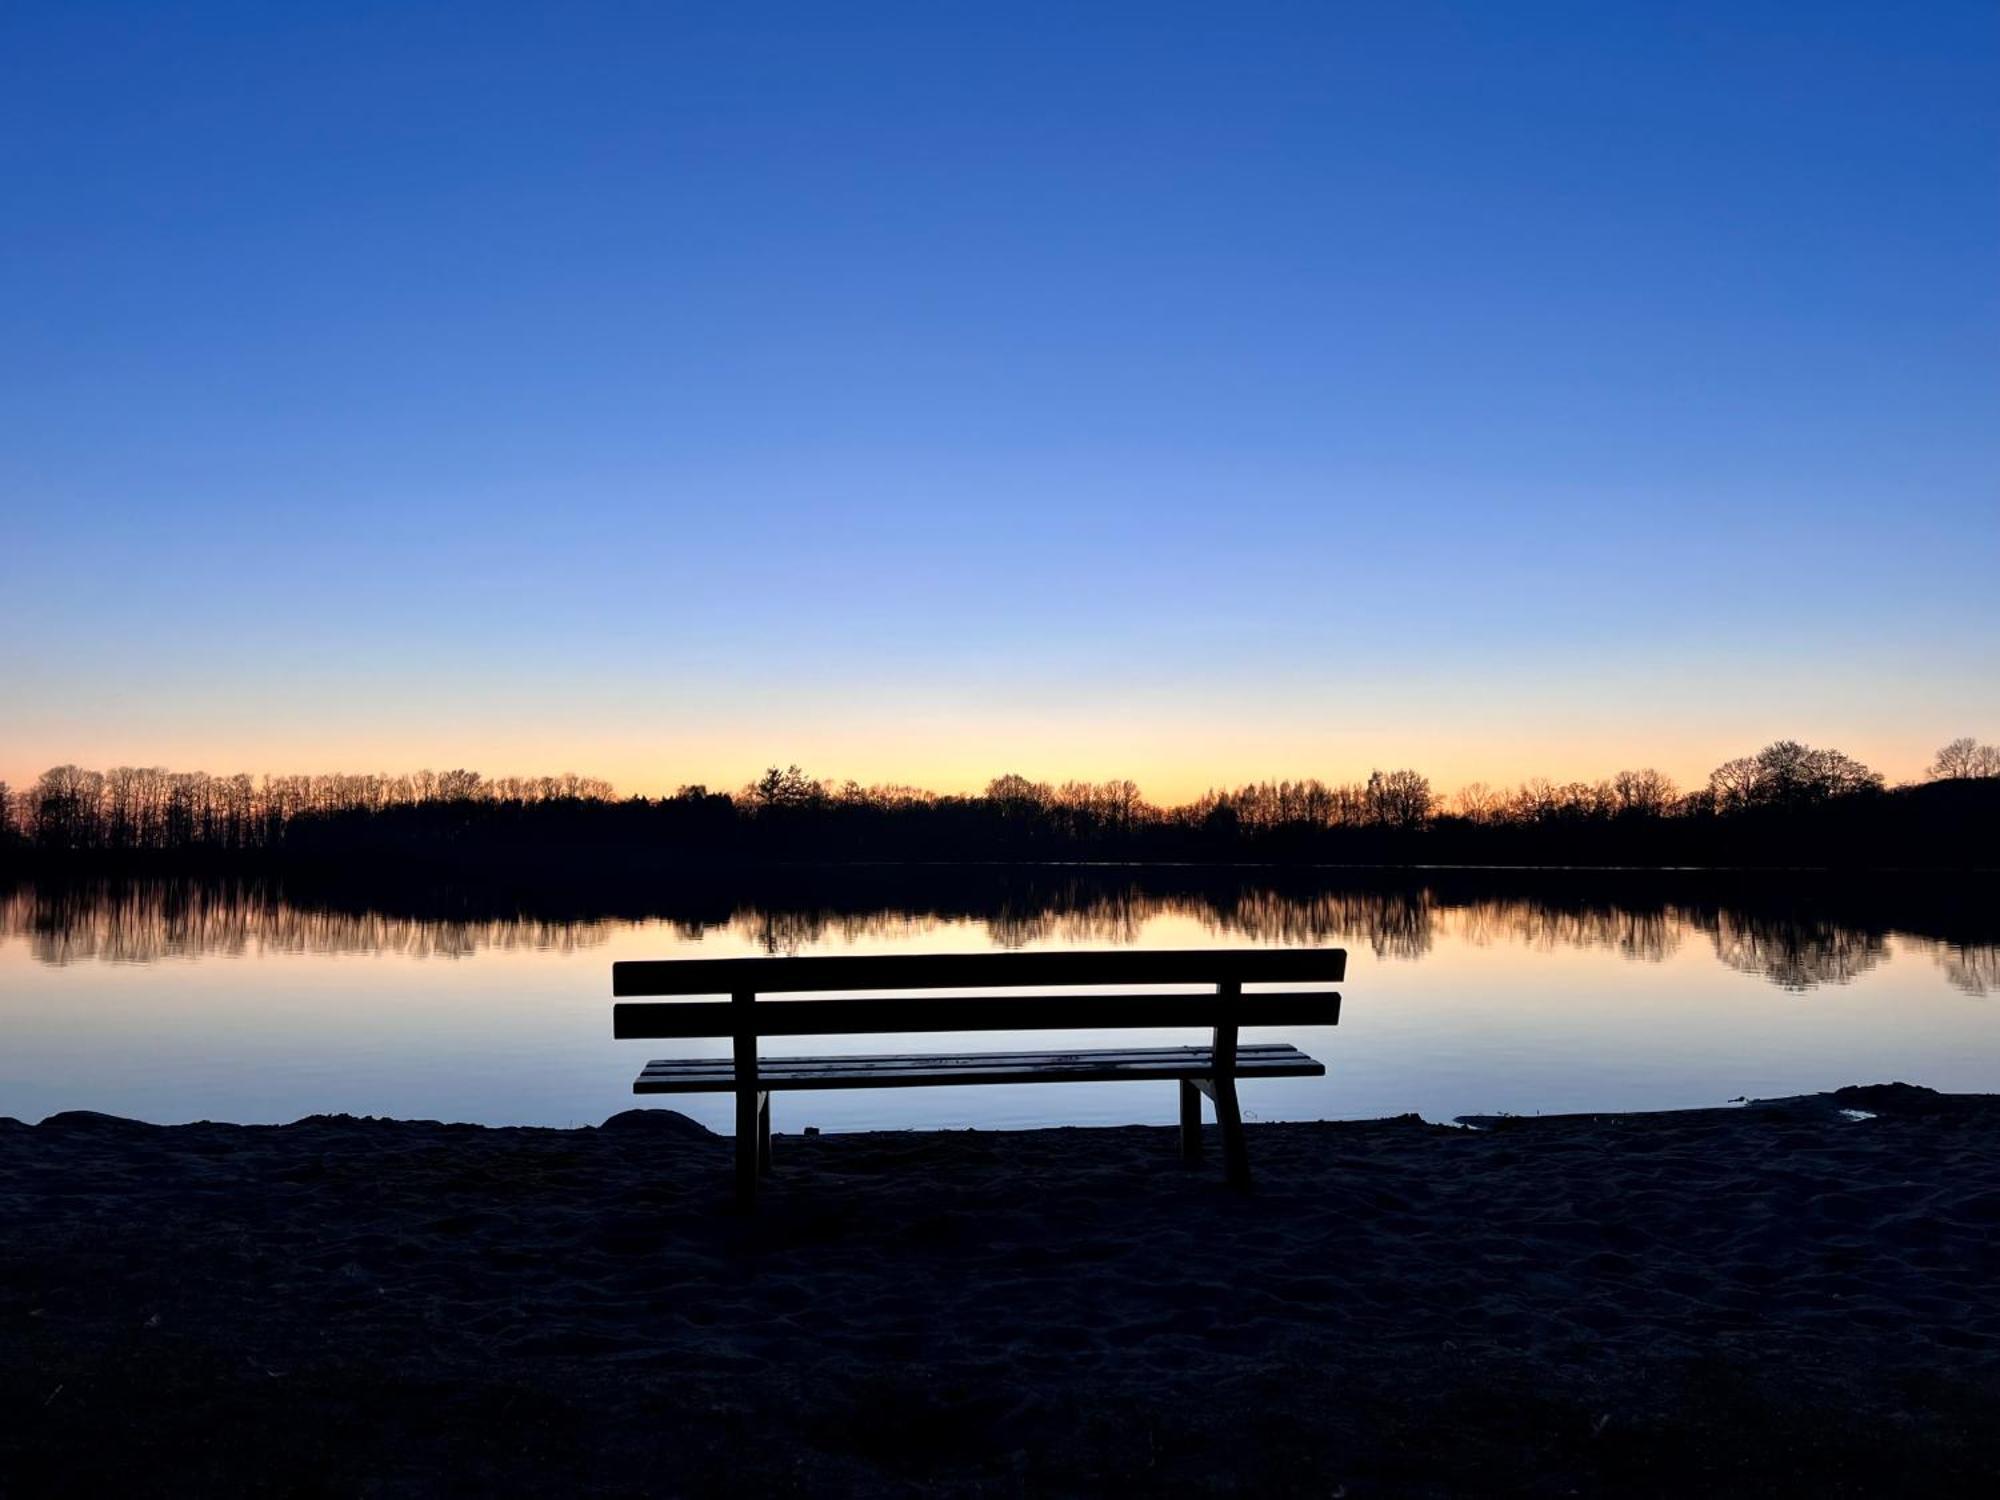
[0,722,1955,808]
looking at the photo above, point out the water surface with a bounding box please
[3,872,1993,1134]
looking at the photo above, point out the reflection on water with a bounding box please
[1935,941,1999,996]
[3,871,1995,1131]
[3,874,1993,994]
[0,880,625,965]
[1704,911,1889,991]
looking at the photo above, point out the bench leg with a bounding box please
[758,1091,773,1176]
[1179,1079,1203,1163]
[734,1085,760,1209]
[731,999,762,1210]
[1211,1075,1251,1191]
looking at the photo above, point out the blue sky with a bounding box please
[3,1,1995,798]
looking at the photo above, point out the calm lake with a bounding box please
[3,869,1995,1134]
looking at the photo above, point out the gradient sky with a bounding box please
[3,1,1995,802]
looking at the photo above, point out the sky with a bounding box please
[3,1,1995,803]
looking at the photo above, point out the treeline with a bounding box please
[0,767,615,853]
[2,737,1997,869]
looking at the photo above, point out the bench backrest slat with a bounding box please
[612,947,1345,997]
[613,989,1340,1039]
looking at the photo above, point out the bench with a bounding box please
[611,948,1346,1205]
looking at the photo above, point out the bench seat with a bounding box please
[635,1042,1325,1093]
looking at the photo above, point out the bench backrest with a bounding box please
[612,948,1346,1039]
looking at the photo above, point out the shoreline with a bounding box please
[4,1078,1990,1137]
[5,1085,1997,1494]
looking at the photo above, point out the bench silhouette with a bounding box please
[612,948,1346,1205]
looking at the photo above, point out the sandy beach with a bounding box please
[4,1084,1997,1496]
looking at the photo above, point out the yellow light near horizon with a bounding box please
[4,720,1946,808]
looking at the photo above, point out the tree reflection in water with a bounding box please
[1698,910,1890,990]
[3,875,1993,994]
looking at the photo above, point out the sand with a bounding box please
[3,1083,1997,1496]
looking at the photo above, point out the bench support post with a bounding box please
[733,990,759,1209]
[1212,982,1250,1190]
[757,1091,773,1176]
[1179,1078,1203,1163]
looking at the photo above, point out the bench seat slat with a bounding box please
[638,1042,1306,1074]
[632,1043,1325,1094]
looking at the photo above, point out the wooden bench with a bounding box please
[612,948,1346,1204]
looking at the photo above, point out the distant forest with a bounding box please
[3,738,1997,871]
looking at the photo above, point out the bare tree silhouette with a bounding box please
[1929,737,2000,780]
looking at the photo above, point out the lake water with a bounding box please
[3,871,1994,1134]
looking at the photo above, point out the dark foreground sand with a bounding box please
[3,1084,1998,1497]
